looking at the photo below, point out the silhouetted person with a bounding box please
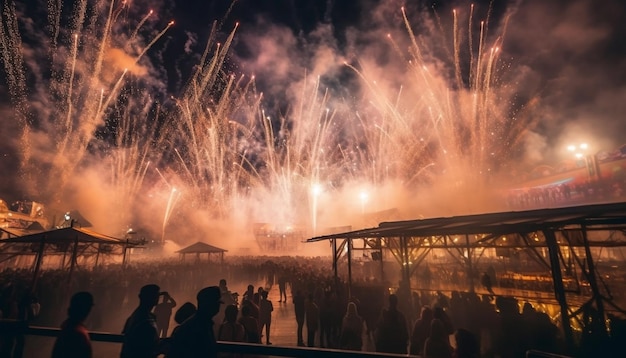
[375,294,408,354]
[340,302,363,351]
[410,306,434,356]
[277,275,287,303]
[170,302,196,338]
[423,319,453,358]
[215,279,236,336]
[174,302,196,325]
[293,289,306,346]
[242,285,259,320]
[243,285,254,303]
[239,304,260,343]
[121,284,161,358]
[51,291,94,358]
[454,328,479,358]
[319,292,333,348]
[494,296,523,358]
[253,287,263,306]
[481,272,494,295]
[168,286,222,358]
[305,293,320,347]
[218,279,236,308]
[154,291,177,338]
[433,306,454,335]
[218,304,245,342]
[0,284,37,358]
[258,290,273,345]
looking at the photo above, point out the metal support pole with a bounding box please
[332,239,338,280]
[465,234,475,292]
[68,236,79,286]
[94,244,100,269]
[543,229,574,352]
[581,225,607,335]
[122,239,129,267]
[379,238,384,283]
[401,236,410,290]
[347,239,353,298]
[30,238,46,292]
[404,237,412,317]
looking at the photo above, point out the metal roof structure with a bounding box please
[306,201,626,351]
[0,226,126,245]
[307,202,626,244]
[0,226,142,292]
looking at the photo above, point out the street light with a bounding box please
[567,142,600,182]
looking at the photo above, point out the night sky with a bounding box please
[122,0,626,146]
[1,0,626,203]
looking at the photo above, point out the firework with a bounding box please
[1,2,533,245]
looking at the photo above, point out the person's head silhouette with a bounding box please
[389,294,398,309]
[196,286,222,317]
[67,291,94,322]
[139,284,161,309]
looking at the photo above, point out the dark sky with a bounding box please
[161,0,626,150]
[1,0,626,202]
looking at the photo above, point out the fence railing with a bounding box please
[1,319,410,357]
[1,319,573,358]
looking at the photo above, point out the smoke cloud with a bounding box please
[1,0,624,255]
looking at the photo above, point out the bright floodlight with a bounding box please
[580,143,588,150]
[311,183,322,196]
[567,145,576,152]
[359,191,369,203]
[575,153,584,159]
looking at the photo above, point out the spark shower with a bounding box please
[0,1,533,248]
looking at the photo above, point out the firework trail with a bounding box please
[0,0,172,202]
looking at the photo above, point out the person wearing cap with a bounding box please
[51,291,94,358]
[167,286,222,358]
[120,284,162,358]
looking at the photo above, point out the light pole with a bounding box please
[567,143,599,182]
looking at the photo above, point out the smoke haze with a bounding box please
[1,0,624,254]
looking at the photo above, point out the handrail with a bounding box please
[2,320,573,358]
[1,320,413,357]
[526,350,573,358]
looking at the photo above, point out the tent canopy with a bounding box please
[0,226,126,245]
[176,241,227,254]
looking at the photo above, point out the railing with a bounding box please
[1,320,573,358]
[526,350,574,358]
[1,320,410,357]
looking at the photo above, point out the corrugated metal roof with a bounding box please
[307,202,626,242]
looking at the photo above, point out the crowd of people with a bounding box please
[505,177,626,209]
[0,255,625,357]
